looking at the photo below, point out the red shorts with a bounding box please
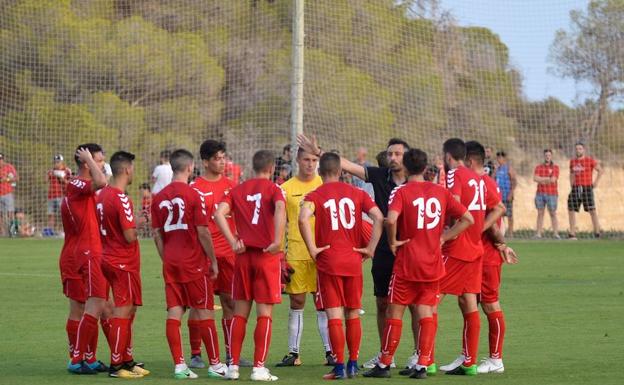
[388,274,440,306]
[102,262,143,307]
[232,249,282,304]
[165,276,214,310]
[214,255,235,295]
[316,272,362,310]
[480,264,501,304]
[63,278,87,303]
[440,256,482,295]
[78,257,108,299]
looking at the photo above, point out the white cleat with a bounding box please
[225,365,240,380]
[404,352,419,369]
[440,355,465,372]
[477,357,504,374]
[174,364,198,379]
[208,362,228,378]
[361,353,395,369]
[250,367,279,381]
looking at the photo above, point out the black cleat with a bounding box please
[445,364,477,376]
[276,352,302,367]
[362,364,391,378]
[399,367,415,376]
[409,367,427,379]
[325,351,337,366]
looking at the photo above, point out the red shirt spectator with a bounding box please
[570,157,597,187]
[47,156,72,199]
[0,155,18,196]
[534,162,559,195]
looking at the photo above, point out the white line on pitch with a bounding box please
[0,272,56,278]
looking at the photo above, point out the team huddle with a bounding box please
[59,134,518,381]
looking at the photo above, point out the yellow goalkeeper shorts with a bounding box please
[284,259,317,294]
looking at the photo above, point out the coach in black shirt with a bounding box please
[298,134,415,365]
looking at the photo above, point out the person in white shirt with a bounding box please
[151,150,173,194]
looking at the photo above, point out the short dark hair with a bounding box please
[139,182,150,191]
[496,151,507,157]
[319,152,341,177]
[402,148,428,176]
[252,150,275,172]
[283,144,291,154]
[109,151,135,176]
[170,149,194,173]
[160,149,171,159]
[575,142,585,147]
[442,138,466,161]
[74,143,103,166]
[200,140,226,160]
[465,141,485,165]
[376,151,388,167]
[387,138,410,150]
[544,148,552,153]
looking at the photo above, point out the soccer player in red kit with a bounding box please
[363,148,474,379]
[214,150,286,381]
[438,138,506,376]
[188,140,246,368]
[299,152,384,379]
[463,141,518,374]
[61,144,109,374]
[97,151,150,378]
[151,149,226,379]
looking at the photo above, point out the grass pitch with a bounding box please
[0,239,622,385]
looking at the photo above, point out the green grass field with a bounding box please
[0,239,622,385]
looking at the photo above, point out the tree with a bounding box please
[550,0,624,141]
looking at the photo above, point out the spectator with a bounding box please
[151,149,173,194]
[0,152,18,236]
[351,146,375,198]
[9,208,35,238]
[138,182,152,237]
[484,146,496,177]
[375,150,388,168]
[495,151,517,237]
[533,149,560,239]
[276,163,291,185]
[45,154,72,236]
[224,153,243,184]
[273,144,293,182]
[567,142,603,239]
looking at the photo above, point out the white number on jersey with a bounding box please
[323,198,356,231]
[246,193,262,225]
[96,202,107,236]
[412,197,442,229]
[159,197,189,232]
[467,179,486,211]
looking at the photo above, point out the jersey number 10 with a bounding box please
[323,198,356,231]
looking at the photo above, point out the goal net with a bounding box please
[0,0,622,238]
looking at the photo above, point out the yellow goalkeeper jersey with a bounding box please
[281,174,323,261]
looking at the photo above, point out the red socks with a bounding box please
[110,318,130,366]
[123,313,135,363]
[416,317,435,366]
[166,318,185,365]
[222,318,232,358]
[461,311,480,366]
[487,310,505,359]
[345,318,361,362]
[71,313,98,365]
[253,316,272,368]
[199,319,221,365]
[230,315,247,366]
[380,318,402,367]
[328,319,345,365]
[66,319,80,359]
[188,319,202,356]
[430,312,438,363]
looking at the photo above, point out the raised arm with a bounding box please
[76,147,107,190]
[297,133,366,180]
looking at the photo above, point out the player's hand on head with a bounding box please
[297,133,320,155]
[76,147,93,163]
[263,241,282,255]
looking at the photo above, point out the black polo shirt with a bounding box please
[365,166,406,257]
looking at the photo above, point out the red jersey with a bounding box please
[190,176,237,258]
[482,175,503,266]
[570,157,596,187]
[388,181,467,282]
[151,181,210,283]
[97,186,140,272]
[0,163,17,195]
[304,181,377,277]
[47,167,72,199]
[222,178,285,249]
[59,178,102,277]
[534,163,559,195]
[443,166,500,262]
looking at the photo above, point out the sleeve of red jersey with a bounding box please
[151,199,162,229]
[446,169,462,196]
[445,190,468,219]
[68,179,93,196]
[116,195,136,230]
[485,179,502,210]
[272,184,286,204]
[193,191,210,227]
[387,187,403,214]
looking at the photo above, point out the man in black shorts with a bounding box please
[298,134,415,369]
